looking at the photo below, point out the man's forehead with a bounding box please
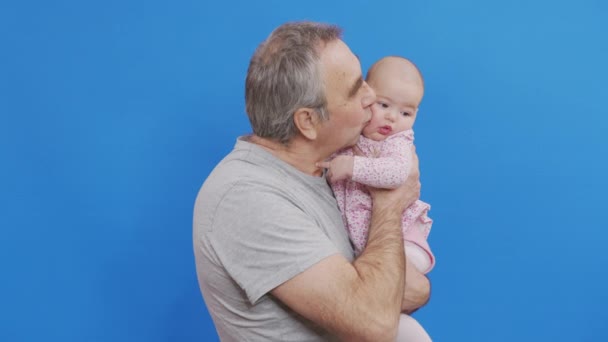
[319,40,363,95]
[320,40,358,68]
[347,76,363,98]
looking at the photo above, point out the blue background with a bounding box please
[1,0,607,341]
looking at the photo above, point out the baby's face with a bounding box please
[362,75,424,141]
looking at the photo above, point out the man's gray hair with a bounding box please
[245,22,343,145]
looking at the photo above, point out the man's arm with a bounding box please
[271,147,421,342]
[271,201,406,341]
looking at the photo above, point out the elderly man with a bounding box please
[193,21,430,341]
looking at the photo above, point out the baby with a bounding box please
[318,56,434,341]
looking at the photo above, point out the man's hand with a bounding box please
[316,155,354,183]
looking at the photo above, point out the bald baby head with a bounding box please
[366,56,424,92]
[361,56,426,141]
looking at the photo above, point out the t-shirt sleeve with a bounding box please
[207,181,340,305]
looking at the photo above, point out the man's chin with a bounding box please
[348,135,360,146]
[344,135,361,149]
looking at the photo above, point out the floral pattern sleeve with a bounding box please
[351,130,413,189]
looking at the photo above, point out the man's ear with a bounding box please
[293,108,319,140]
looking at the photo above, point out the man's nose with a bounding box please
[361,81,376,108]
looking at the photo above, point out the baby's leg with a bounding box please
[405,241,432,274]
[403,220,435,274]
[396,314,432,341]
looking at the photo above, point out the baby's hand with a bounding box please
[316,155,354,183]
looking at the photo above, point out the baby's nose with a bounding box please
[386,110,397,121]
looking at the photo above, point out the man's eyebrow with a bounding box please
[347,76,363,98]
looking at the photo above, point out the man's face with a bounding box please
[317,40,376,153]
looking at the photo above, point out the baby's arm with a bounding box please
[317,155,355,183]
[352,135,412,189]
[316,146,357,184]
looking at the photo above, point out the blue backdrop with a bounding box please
[1,0,607,341]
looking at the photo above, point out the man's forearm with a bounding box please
[350,205,405,340]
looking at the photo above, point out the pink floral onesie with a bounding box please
[329,129,435,273]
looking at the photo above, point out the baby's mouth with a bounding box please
[378,126,392,135]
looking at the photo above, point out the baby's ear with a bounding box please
[293,108,319,140]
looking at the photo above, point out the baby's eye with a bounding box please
[378,102,389,108]
[401,111,412,116]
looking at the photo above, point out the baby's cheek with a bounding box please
[370,103,381,113]
[406,118,416,129]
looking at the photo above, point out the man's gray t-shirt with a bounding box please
[193,137,355,341]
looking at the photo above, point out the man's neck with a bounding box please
[248,135,326,177]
